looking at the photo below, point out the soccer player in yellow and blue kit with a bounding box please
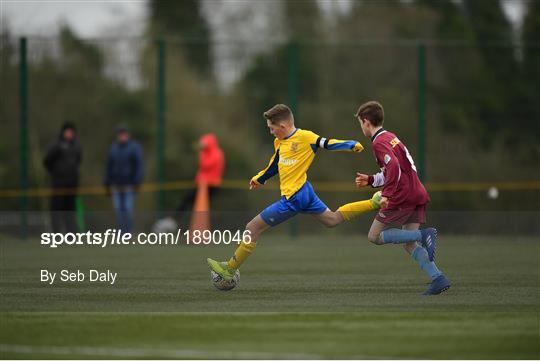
[207,104,381,281]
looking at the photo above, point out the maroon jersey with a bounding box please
[369,129,429,209]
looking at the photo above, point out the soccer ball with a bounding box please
[210,269,240,291]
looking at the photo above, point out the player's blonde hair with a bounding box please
[263,104,294,125]
[355,101,384,126]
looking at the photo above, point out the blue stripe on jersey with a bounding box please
[326,140,357,150]
[257,149,280,184]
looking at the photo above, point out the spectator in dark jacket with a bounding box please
[104,124,144,233]
[43,121,82,233]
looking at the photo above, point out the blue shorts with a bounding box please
[260,181,328,226]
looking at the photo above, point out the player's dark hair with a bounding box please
[61,121,76,132]
[355,101,384,126]
[263,104,294,124]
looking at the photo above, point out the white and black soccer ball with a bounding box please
[210,270,240,291]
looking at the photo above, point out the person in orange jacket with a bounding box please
[177,133,225,214]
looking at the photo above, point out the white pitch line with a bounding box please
[0,344,320,359]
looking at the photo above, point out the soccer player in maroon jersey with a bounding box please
[354,101,450,295]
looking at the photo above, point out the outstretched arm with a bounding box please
[250,148,279,189]
[314,136,364,153]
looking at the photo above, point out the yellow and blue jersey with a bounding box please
[252,128,363,199]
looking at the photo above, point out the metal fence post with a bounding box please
[156,39,166,212]
[19,37,28,240]
[417,43,426,182]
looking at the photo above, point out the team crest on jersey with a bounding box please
[384,154,391,164]
[290,142,298,152]
[390,137,401,148]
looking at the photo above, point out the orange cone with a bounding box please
[188,181,210,241]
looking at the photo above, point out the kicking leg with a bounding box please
[244,214,270,242]
[209,195,297,278]
[227,214,269,269]
[207,214,271,280]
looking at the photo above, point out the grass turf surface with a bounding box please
[1,234,539,358]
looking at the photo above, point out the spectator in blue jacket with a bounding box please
[104,124,144,233]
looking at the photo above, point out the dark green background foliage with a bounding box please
[1,0,539,215]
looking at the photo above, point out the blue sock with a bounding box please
[381,228,421,244]
[412,245,442,280]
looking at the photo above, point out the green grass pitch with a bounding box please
[1,234,539,359]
